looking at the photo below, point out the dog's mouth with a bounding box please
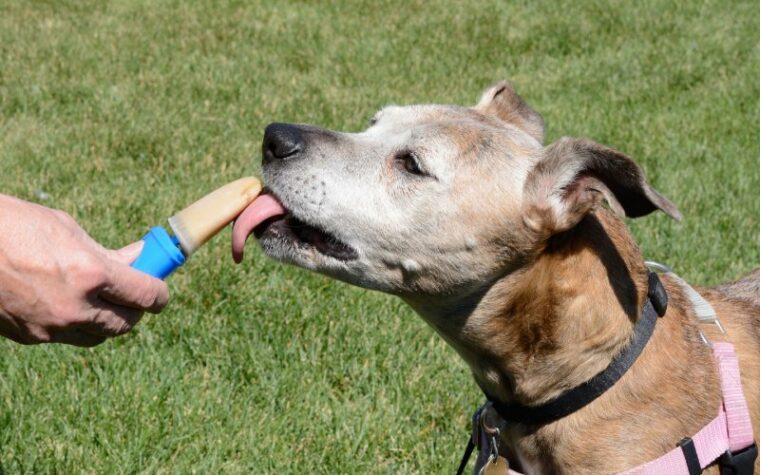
[231,189,358,263]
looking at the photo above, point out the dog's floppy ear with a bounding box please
[523,137,681,235]
[474,80,545,144]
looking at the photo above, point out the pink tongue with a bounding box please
[231,194,286,263]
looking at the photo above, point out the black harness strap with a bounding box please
[679,437,702,475]
[455,439,475,475]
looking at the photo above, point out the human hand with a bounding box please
[0,194,170,346]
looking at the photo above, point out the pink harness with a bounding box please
[471,341,756,475]
[620,342,755,474]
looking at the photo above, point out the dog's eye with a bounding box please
[396,150,425,176]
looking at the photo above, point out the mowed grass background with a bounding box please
[0,0,758,473]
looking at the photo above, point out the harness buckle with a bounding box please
[719,442,757,475]
[647,271,669,317]
[645,260,728,346]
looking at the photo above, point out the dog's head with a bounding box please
[232,81,680,299]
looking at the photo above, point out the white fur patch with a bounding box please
[401,258,421,273]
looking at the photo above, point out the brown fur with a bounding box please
[717,268,760,308]
[471,210,760,474]
[475,81,545,144]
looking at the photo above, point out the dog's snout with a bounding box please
[263,123,304,163]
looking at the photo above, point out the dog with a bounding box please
[232,81,760,474]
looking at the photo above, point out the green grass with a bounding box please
[0,0,758,473]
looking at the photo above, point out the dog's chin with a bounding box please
[254,214,359,270]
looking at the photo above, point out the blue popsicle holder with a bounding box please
[130,226,186,279]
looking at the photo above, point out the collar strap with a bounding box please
[463,342,756,475]
[488,271,668,426]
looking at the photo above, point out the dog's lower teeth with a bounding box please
[281,217,357,261]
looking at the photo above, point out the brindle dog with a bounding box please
[234,81,760,474]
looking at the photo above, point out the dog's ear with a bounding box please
[474,80,545,144]
[523,137,681,235]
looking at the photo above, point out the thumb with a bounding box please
[109,241,145,265]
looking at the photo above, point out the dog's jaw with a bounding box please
[253,191,365,284]
[256,222,364,284]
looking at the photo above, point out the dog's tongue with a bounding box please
[231,194,286,263]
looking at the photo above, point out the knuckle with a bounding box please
[153,285,170,310]
[53,303,85,326]
[114,321,134,336]
[22,326,51,344]
[35,333,52,343]
[53,209,76,226]
[98,312,130,336]
[137,282,165,311]
[139,290,159,310]
[67,253,107,290]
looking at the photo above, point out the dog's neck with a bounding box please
[406,210,649,405]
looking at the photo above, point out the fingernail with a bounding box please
[116,241,145,263]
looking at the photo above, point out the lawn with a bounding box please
[0,0,758,473]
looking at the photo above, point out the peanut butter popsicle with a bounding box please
[131,177,262,279]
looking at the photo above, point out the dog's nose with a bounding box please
[263,123,303,162]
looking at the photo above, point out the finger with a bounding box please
[50,329,107,347]
[107,241,145,266]
[100,261,170,313]
[78,301,143,337]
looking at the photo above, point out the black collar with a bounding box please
[486,271,668,427]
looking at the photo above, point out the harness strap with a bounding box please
[619,409,728,474]
[714,343,755,453]
[459,345,755,475]
[455,439,475,475]
[620,342,755,475]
